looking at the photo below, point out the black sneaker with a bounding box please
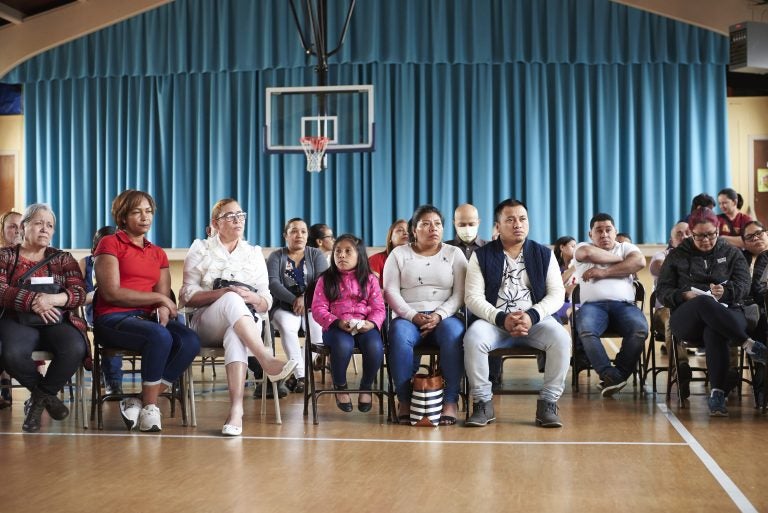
[599,369,628,398]
[677,362,692,400]
[43,393,69,421]
[293,377,305,394]
[22,393,46,433]
[465,400,495,427]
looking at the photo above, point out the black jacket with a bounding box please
[656,238,750,310]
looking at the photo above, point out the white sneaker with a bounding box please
[139,404,162,432]
[119,397,142,430]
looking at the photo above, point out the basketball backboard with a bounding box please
[264,85,374,154]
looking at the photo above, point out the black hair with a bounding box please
[553,235,575,268]
[407,205,444,243]
[282,217,306,236]
[742,220,766,240]
[589,213,615,229]
[308,223,330,248]
[322,234,372,302]
[718,188,744,210]
[616,232,631,241]
[92,225,116,252]
[689,193,715,212]
[493,199,527,223]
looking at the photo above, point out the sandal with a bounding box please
[439,415,457,426]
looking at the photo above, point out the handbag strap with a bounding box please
[10,245,63,286]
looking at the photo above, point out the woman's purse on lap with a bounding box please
[5,248,64,326]
[409,370,444,427]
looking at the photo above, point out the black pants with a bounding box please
[0,318,86,395]
[670,295,747,390]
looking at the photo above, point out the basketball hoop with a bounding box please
[300,136,330,172]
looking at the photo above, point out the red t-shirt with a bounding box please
[368,250,388,288]
[93,231,169,317]
[718,212,753,237]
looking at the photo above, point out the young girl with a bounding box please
[311,234,385,413]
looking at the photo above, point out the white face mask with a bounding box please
[456,225,478,243]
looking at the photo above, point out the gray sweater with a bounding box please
[266,246,329,310]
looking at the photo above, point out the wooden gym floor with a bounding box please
[1,346,766,513]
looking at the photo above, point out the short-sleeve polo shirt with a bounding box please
[93,231,169,317]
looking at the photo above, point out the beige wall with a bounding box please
[0,114,23,210]
[727,97,768,217]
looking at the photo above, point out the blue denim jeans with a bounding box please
[575,301,648,379]
[322,326,384,389]
[388,315,465,404]
[94,311,200,386]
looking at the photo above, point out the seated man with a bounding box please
[464,199,570,428]
[574,213,649,397]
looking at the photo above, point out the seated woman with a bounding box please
[0,204,88,432]
[312,234,385,412]
[266,218,329,393]
[368,219,409,288]
[716,187,752,251]
[656,208,768,416]
[181,198,297,436]
[308,223,334,263]
[93,189,201,432]
[383,205,467,425]
[742,221,768,405]
[0,209,23,408]
[79,225,123,395]
[552,235,576,324]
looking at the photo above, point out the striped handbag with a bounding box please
[409,371,444,427]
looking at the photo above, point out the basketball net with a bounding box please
[299,136,330,173]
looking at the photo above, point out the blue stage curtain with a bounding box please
[3,0,729,248]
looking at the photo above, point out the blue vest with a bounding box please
[474,238,551,325]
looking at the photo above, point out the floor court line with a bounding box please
[657,402,758,513]
[0,430,688,446]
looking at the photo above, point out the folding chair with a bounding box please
[90,332,191,430]
[303,281,390,424]
[185,312,283,426]
[570,280,646,392]
[29,350,88,429]
[643,290,670,394]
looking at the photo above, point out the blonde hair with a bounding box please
[210,198,238,223]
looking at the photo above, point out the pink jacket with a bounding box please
[311,271,386,331]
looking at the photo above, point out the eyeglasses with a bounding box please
[321,234,335,240]
[744,230,766,242]
[691,231,717,241]
[217,211,247,223]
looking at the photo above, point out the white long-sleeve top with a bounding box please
[464,251,565,325]
[180,235,273,310]
[383,243,467,321]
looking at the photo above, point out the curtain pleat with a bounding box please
[4,0,729,248]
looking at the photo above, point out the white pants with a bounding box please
[464,316,571,403]
[270,308,322,379]
[190,292,262,366]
